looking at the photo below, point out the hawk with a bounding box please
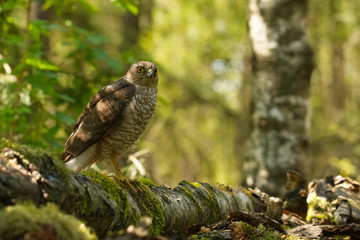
[60,61,158,176]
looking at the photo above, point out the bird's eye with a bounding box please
[137,66,145,72]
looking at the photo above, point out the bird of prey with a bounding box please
[60,61,158,176]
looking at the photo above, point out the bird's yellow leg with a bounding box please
[112,158,123,178]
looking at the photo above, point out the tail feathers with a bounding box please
[61,150,89,172]
[65,156,89,172]
[60,151,73,162]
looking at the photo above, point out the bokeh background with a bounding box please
[1,0,359,187]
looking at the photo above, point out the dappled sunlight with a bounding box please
[0,0,359,188]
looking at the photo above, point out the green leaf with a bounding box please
[18,105,32,114]
[0,58,9,65]
[54,112,76,125]
[56,93,76,103]
[84,49,95,65]
[113,0,139,15]
[45,23,66,31]
[88,35,107,45]
[30,20,66,35]
[71,0,98,13]
[25,73,56,93]
[42,0,56,11]
[1,0,18,11]
[94,48,107,60]
[122,50,138,64]
[123,2,139,15]
[2,33,25,47]
[0,107,15,119]
[105,56,122,74]
[25,58,60,71]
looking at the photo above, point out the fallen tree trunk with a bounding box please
[0,142,258,236]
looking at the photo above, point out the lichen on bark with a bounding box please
[0,140,257,236]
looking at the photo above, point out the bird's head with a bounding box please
[126,61,158,88]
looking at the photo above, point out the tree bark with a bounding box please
[244,0,314,196]
[0,145,257,236]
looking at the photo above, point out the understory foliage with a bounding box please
[0,0,139,149]
[0,0,359,186]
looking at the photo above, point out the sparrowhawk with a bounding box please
[60,61,158,176]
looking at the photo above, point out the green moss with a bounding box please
[306,194,334,223]
[306,208,334,223]
[53,156,73,179]
[80,198,88,215]
[136,180,165,236]
[0,138,72,179]
[179,185,204,217]
[137,177,156,187]
[121,179,165,236]
[180,181,219,222]
[199,184,218,221]
[83,170,128,211]
[0,138,13,149]
[216,183,234,196]
[241,187,253,198]
[0,203,97,240]
[188,181,202,188]
[232,222,282,240]
[82,170,134,232]
[1,138,54,160]
[85,176,165,235]
[206,189,218,221]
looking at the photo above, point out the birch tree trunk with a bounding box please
[244,0,314,196]
[0,145,259,236]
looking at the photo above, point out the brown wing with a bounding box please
[60,78,136,162]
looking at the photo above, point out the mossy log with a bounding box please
[0,143,258,236]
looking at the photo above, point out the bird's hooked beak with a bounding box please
[147,68,157,79]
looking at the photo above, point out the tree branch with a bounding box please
[0,143,259,236]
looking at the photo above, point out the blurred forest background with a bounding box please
[1,0,359,187]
